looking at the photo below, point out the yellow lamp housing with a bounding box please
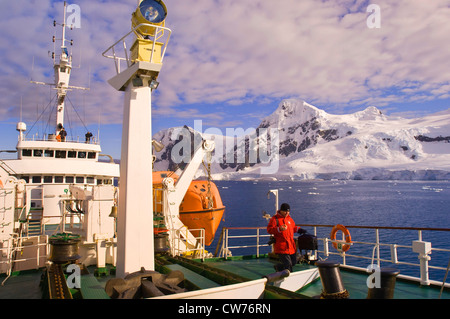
[132,0,167,38]
[130,38,163,64]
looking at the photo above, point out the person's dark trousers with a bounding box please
[275,253,297,272]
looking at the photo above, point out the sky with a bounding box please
[0,0,449,160]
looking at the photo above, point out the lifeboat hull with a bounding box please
[153,172,225,246]
[179,207,225,246]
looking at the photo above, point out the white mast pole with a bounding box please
[116,78,155,277]
[105,0,170,278]
[55,1,71,136]
[62,1,67,48]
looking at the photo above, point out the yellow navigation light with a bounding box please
[131,0,168,64]
[132,0,167,37]
[130,38,163,64]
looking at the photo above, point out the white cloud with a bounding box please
[0,0,449,132]
[158,0,450,110]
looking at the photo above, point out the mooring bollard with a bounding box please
[367,267,400,299]
[316,261,349,299]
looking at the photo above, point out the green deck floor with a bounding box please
[202,257,450,299]
[0,269,44,299]
[0,257,449,299]
[203,257,317,280]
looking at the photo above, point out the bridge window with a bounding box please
[32,176,42,183]
[55,176,64,183]
[22,149,32,157]
[78,152,86,158]
[55,150,67,158]
[68,151,76,158]
[76,176,84,184]
[65,176,74,183]
[88,152,96,159]
[33,150,43,157]
[43,176,53,183]
[44,150,54,157]
[86,177,95,184]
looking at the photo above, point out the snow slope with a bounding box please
[153,99,450,180]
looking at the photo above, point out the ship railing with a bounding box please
[170,227,206,261]
[102,23,172,75]
[20,135,99,145]
[0,235,48,285]
[217,227,272,259]
[48,215,84,236]
[217,225,450,288]
[153,188,208,261]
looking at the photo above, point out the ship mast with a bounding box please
[53,1,73,136]
[102,0,171,277]
[29,1,88,139]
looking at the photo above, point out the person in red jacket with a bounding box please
[267,203,302,272]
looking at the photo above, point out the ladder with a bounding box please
[26,207,43,236]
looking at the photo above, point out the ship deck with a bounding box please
[1,255,449,299]
[200,256,450,299]
[0,269,44,299]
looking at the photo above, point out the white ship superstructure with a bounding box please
[0,2,119,275]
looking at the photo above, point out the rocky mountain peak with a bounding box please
[153,99,450,180]
[259,99,325,129]
[352,106,386,121]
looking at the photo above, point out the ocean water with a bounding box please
[210,180,450,281]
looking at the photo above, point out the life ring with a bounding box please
[330,224,352,252]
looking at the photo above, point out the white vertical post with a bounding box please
[418,255,431,285]
[116,80,154,278]
[375,228,380,267]
[256,228,260,258]
[412,240,432,285]
[324,238,329,257]
[225,228,229,260]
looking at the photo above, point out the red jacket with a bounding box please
[267,211,300,255]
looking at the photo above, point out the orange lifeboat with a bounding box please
[152,171,225,246]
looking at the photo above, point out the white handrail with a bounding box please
[170,227,206,261]
[1,235,48,285]
[219,225,450,286]
[102,23,172,74]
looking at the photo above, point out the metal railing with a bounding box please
[217,227,272,258]
[20,135,99,145]
[170,227,206,261]
[102,23,172,75]
[216,224,450,287]
[0,235,49,285]
[153,187,207,260]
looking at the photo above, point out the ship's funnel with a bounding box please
[132,0,167,37]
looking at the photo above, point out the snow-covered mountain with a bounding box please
[153,99,450,180]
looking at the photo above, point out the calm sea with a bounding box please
[210,180,450,280]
